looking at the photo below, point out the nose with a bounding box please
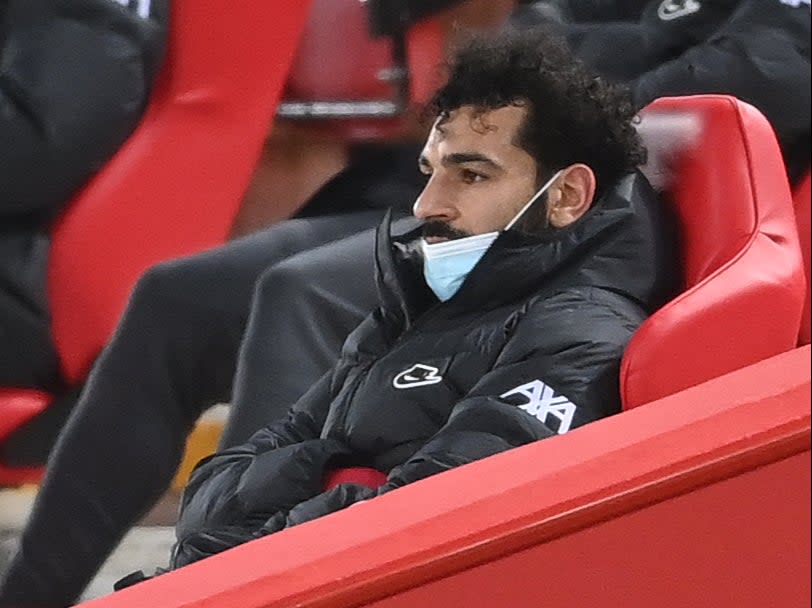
[412,178,458,222]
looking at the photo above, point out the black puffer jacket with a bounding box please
[173,171,676,567]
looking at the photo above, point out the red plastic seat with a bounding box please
[621,95,806,409]
[278,0,446,140]
[793,171,810,346]
[0,0,312,485]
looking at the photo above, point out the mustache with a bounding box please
[421,221,473,241]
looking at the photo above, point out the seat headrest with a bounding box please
[621,95,805,409]
[636,99,758,288]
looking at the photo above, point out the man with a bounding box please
[511,0,811,184]
[1,0,803,597]
[168,30,675,567]
[0,0,169,392]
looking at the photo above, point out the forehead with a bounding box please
[423,105,530,159]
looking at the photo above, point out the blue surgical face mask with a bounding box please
[421,170,563,301]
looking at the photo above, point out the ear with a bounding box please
[547,164,596,228]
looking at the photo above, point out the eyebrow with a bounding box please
[419,152,503,171]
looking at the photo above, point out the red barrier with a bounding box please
[81,346,810,608]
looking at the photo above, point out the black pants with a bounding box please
[0,210,421,607]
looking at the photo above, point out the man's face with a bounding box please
[414,104,539,242]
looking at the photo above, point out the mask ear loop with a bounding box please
[503,169,564,231]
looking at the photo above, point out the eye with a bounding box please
[461,169,487,184]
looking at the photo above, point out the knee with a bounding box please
[126,256,209,327]
[130,260,182,310]
[253,258,314,311]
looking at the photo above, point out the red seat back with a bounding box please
[280,0,445,140]
[793,172,811,345]
[46,0,312,383]
[286,0,394,103]
[621,95,806,409]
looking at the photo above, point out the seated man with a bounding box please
[511,0,811,184]
[169,30,676,567]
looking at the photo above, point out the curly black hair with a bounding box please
[430,29,646,197]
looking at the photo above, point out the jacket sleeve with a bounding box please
[379,289,643,492]
[630,0,811,177]
[0,0,168,219]
[173,370,344,560]
[262,289,646,528]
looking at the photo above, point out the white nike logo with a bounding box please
[393,364,443,389]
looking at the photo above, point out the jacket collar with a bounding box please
[375,171,677,327]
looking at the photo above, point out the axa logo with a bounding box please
[393,364,443,389]
[501,380,576,434]
[657,0,701,20]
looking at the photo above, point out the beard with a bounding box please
[421,221,473,241]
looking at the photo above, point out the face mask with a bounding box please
[421,170,563,301]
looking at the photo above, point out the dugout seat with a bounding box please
[0,0,312,485]
[793,171,810,346]
[621,95,806,409]
[277,0,446,140]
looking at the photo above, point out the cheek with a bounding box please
[457,189,516,233]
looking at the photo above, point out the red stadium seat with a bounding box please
[793,171,811,346]
[621,95,806,409]
[0,0,312,485]
[278,0,446,140]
